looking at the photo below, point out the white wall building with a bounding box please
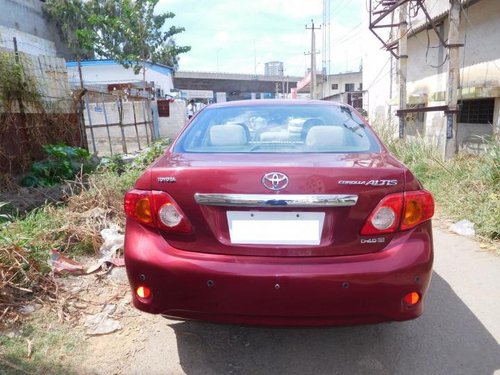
[363,0,500,150]
[66,59,175,98]
[320,71,363,108]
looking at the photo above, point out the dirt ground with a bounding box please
[53,266,153,375]
[2,219,499,375]
[0,185,69,214]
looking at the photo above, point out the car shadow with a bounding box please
[170,272,499,375]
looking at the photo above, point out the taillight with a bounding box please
[124,189,192,233]
[152,191,192,233]
[125,190,153,225]
[401,190,435,230]
[361,193,403,235]
[361,190,434,235]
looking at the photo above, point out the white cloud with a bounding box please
[157,0,362,75]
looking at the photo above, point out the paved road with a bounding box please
[116,227,500,375]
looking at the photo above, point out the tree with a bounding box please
[43,0,95,60]
[44,0,190,77]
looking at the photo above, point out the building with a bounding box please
[363,0,500,151]
[174,71,301,102]
[296,71,363,108]
[0,0,72,58]
[264,61,284,76]
[320,71,364,109]
[66,59,174,98]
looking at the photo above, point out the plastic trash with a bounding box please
[84,304,121,335]
[449,219,475,237]
[99,226,125,261]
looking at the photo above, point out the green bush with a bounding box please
[21,144,97,187]
[373,123,499,240]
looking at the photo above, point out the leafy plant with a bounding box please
[43,0,191,74]
[21,144,96,187]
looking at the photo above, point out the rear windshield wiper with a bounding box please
[343,118,364,137]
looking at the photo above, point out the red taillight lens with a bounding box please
[361,193,404,235]
[124,190,192,233]
[125,190,153,225]
[401,190,435,230]
[361,190,434,235]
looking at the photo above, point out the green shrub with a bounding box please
[21,144,97,187]
[373,122,499,240]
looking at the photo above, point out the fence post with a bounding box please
[100,93,113,155]
[132,100,141,150]
[76,89,89,150]
[118,97,128,154]
[84,92,97,154]
[141,100,151,145]
[151,101,160,140]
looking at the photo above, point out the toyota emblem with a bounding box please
[262,172,289,191]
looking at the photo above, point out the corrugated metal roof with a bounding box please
[409,0,482,37]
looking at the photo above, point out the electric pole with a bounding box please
[398,2,408,139]
[305,20,320,99]
[445,0,461,160]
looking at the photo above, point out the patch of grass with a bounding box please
[0,313,81,374]
[373,123,499,241]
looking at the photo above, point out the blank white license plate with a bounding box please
[227,211,325,245]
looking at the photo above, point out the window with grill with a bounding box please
[331,83,338,90]
[345,83,355,92]
[459,99,494,124]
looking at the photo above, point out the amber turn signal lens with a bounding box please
[135,198,153,224]
[136,285,152,299]
[403,292,420,305]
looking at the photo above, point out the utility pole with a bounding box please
[280,65,285,98]
[445,0,461,160]
[305,20,320,99]
[398,2,408,139]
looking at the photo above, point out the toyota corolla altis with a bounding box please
[124,100,434,326]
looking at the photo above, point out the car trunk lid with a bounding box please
[147,152,406,257]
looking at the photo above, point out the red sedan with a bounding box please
[124,100,434,326]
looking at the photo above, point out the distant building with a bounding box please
[66,59,174,98]
[264,61,284,76]
[320,71,363,108]
[296,70,363,108]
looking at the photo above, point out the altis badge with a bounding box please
[338,179,398,186]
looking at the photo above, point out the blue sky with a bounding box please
[157,0,364,77]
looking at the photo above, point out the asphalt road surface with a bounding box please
[114,226,500,375]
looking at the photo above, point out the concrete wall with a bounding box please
[158,100,187,140]
[0,0,72,58]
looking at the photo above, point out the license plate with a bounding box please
[226,211,325,245]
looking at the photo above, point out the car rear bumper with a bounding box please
[124,219,433,326]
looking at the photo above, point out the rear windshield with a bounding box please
[174,104,381,153]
